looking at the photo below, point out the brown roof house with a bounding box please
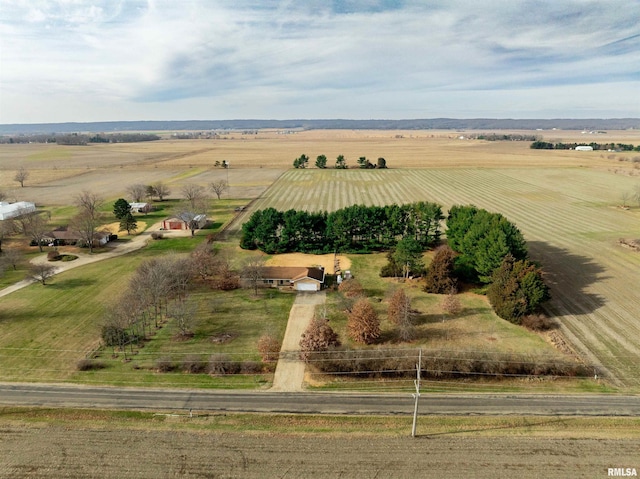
[260,266,326,292]
[43,226,111,247]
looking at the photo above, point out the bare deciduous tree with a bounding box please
[1,247,23,271]
[0,219,16,252]
[15,209,49,252]
[621,191,631,208]
[189,243,218,281]
[181,184,207,211]
[28,262,56,285]
[242,257,265,296]
[167,298,198,337]
[72,191,104,253]
[441,290,462,317]
[126,184,147,203]
[388,289,416,341]
[14,166,29,187]
[347,298,380,344]
[209,179,229,200]
[152,182,170,201]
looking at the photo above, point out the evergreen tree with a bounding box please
[424,246,458,294]
[119,212,138,235]
[113,198,131,220]
[315,154,327,169]
[486,255,550,324]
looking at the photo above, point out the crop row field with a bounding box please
[234,168,640,388]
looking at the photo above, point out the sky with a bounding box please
[0,0,639,124]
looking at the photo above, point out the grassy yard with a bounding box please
[0,198,294,387]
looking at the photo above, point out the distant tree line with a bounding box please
[0,133,160,144]
[530,141,639,151]
[240,202,443,254]
[472,133,540,141]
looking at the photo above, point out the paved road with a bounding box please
[0,383,638,416]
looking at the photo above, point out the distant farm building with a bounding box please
[259,266,326,292]
[129,202,153,213]
[0,201,36,220]
[162,214,207,230]
[575,146,594,151]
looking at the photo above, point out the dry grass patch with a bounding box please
[266,252,351,271]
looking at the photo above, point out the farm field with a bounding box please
[2,129,639,205]
[1,130,640,390]
[231,167,640,388]
[1,410,639,479]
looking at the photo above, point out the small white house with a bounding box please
[0,201,36,220]
[575,146,594,151]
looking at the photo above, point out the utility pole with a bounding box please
[411,348,422,437]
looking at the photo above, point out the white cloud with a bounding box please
[0,0,638,123]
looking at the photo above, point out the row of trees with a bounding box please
[240,202,444,254]
[101,242,243,355]
[531,141,639,151]
[293,154,387,169]
[126,180,229,203]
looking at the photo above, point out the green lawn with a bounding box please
[0,199,293,387]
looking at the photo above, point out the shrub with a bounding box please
[240,361,263,374]
[151,232,164,240]
[155,356,175,372]
[257,334,281,362]
[207,353,241,375]
[306,348,589,380]
[47,250,62,261]
[76,359,106,371]
[338,278,364,298]
[181,354,207,373]
[101,324,129,347]
[521,314,556,331]
[299,316,341,361]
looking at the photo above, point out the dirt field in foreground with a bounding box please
[1,425,637,478]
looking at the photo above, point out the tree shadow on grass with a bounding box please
[48,277,98,289]
[527,241,608,315]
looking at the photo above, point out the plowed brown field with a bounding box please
[1,424,637,478]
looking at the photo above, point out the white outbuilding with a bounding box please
[0,201,36,220]
[575,146,594,151]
